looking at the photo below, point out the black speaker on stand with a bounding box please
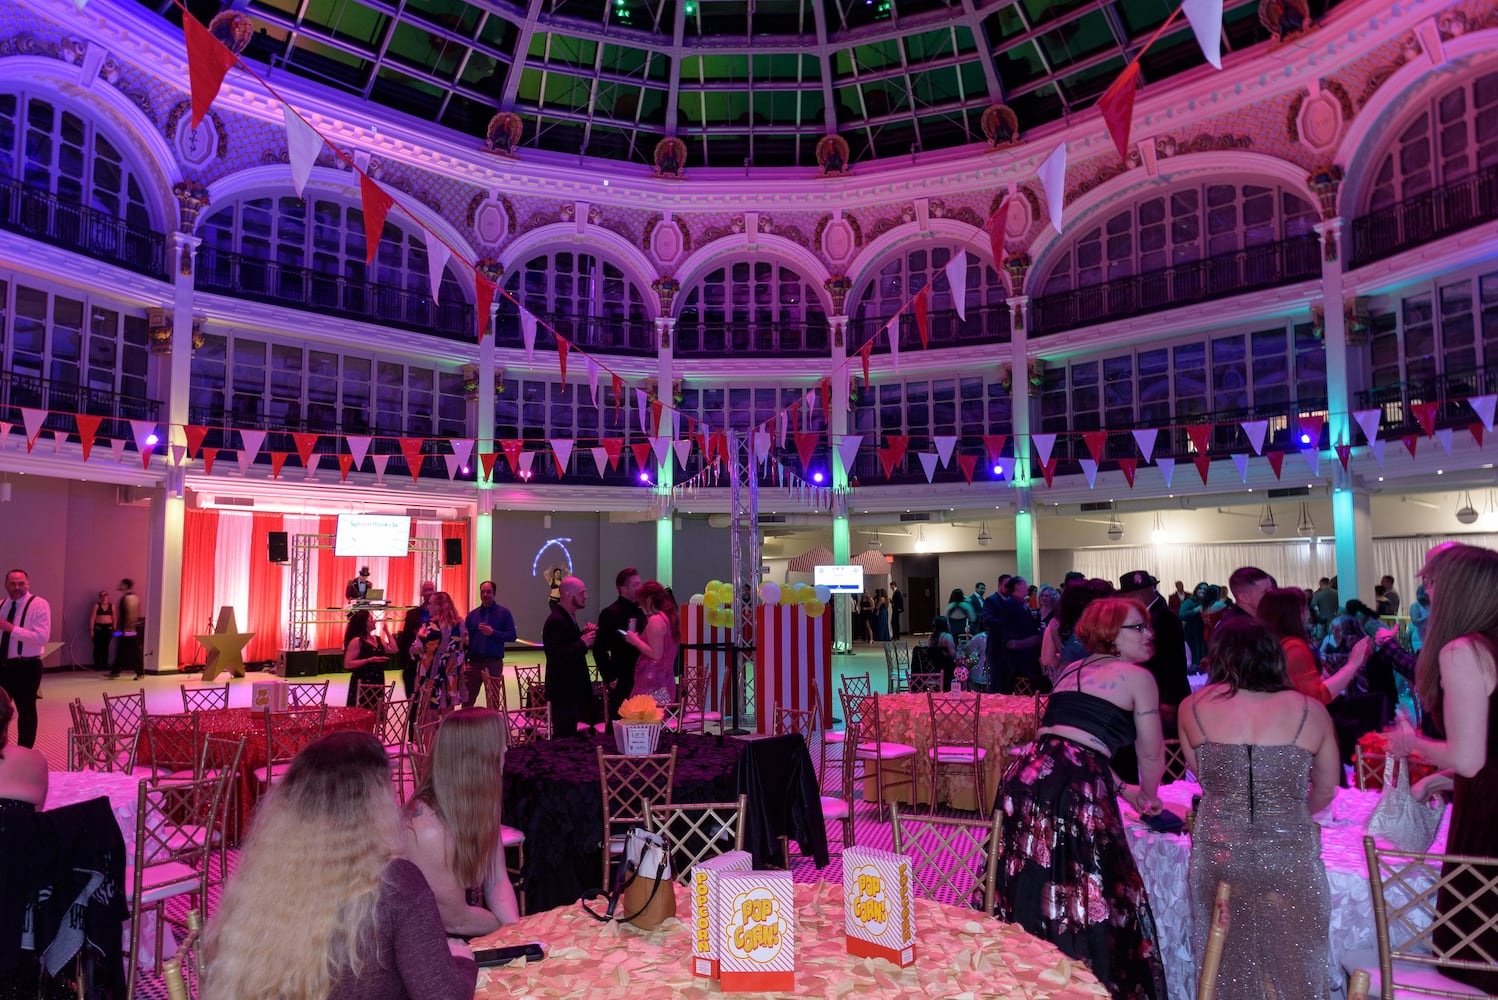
[268,531,289,563]
[443,537,463,566]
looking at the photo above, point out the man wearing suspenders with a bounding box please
[0,569,52,748]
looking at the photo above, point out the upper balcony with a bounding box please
[848,303,1011,356]
[491,313,656,357]
[673,320,832,358]
[1349,167,1498,269]
[1,370,162,441]
[1355,366,1498,440]
[0,176,166,279]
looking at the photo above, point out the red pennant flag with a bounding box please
[184,13,237,128]
[479,451,500,481]
[184,425,208,459]
[886,434,909,468]
[697,430,710,466]
[987,197,1011,267]
[1118,457,1138,487]
[475,273,495,340]
[875,447,896,480]
[913,286,930,349]
[270,451,289,479]
[556,336,570,382]
[1082,430,1107,462]
[956,453,978,484]
[860,343,871,386]
[612,374,624,414]
[1410,402,1439,438]
[789,401,799,434]
[650,400,663,436]
[200,446,218,476]
[338,454,354,481]
[292,432,318,467]
[359,174,394,266]
[631,441,654,474]
[499,439,523,473]
[982,434,1009,465]
[711,431,728,465]
[1098,61,1141,161]
[398,437,425,482]
[1471,422,1486,447]
[75,413,102,462]
[794,432,818,473]
[1267,451,1285,479]
[1403,435,1418,458]
[819,379,832,427]
[1193,452,1211,484]
[598,438,623,470]
[1297,413,1326,446]
[1335,444,1352,471]
[1186,423,1212,456]
[1040,458,1057,488]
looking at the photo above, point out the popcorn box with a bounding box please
[717,869,795,993]
[250,680,289,713]
[689,850,752,979]
[843,845,916,966]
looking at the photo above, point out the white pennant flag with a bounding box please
[1240,420,1269,455]
[443,453,462,479]
[551,438,574,474]
[425,238,452,306]
[1302,448,1320,476]
[237,429,266,476]
[674,439,693,470]
[1352,408,1382,445]
[776,412,788,449]
[520,309,538,362]
[284,106,324,199]
[0,423,10,449]
[1157,457,1176,487]
[1182,0,1224,69]
[1369,439,1386,468]
[1231,453,1250,482]
[1470,394,1497,432]
[450,438,474,470]
[753,431,773,464]
[129,419,158,456]
[20,408,46,450]
[172,444,188,466]
[1079,459,1098,488]
[517,452,536,476]
[590,447,609,478]
[1132,427,1158,463]
[933,435,958,466]
[918,453,939,483]
[303,453,321,478]
[370,454,389,481]
[585,357,601,407]
[647,436,667,468]
[1037,143,1068,234]
[887,321,900,372]
[944,252,968,321]
[1031,433,1057,466]
[836,434,862,477]
[636,389,651,435]
[110,438,127,464]
[1436,428,1454,455]
[51,430,64,455]
[346,435,372,470]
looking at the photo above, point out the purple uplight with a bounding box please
[639,471,651,483]
[145,433,159,446]
[812,471,824,484]
[461,465,471,475]
[992,464,1004,477]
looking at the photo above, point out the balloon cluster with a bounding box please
[693,579,737,629]
[688,580,833,627]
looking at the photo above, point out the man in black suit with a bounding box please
[543,576,597,739]
[889,581,905,639]
[593,567,642,721]
[397,580,436,697]
[1113,569,1188,782]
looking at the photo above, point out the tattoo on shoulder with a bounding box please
[1135,707,1159,717]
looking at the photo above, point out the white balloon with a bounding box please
[689,593,705,605]
[759,581,781,604]
[813,585,832,603]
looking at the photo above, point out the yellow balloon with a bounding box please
[804,599,826,617]
[779,587,795,606]
[794,584,811,603]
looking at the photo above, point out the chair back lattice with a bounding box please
[842,673,873,699]
[1011,676,1038,697]
[377,699,414,748]
[598,747,678,886]
[135,773,226,870]
[286,680,331,708]
[70,699,109,737]
[146,713,203,779]
[409,718,445,786]
[1162,739,1194,784]
[1033,693,1051,729]
[1197,882,1231,1000]
[889,803,1004,913]
[70,728,140,773]
[514,665,543,706]
[909,672,945,694]
[929,691,983,748]
[102,689,148,735]
[772,706,816,739]
[180,683,231,713]
[679,665,717,733]
[355,680,396,713]
[1354,745,1381,792]
[482,674,509,713]
[646,795,748,883]
[262,706,328,786]
[504,705,551,747]
[1364,836,1498,997]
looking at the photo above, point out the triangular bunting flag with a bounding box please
[711,431,728,466]
[1410,402,1438,438]
[370,454,390,481]
[1156,457,1176,487]
[1302,448,1320,476]
[631,441,653,475]
[499,439,523,473]
[753,431,773,465]
[283,107,323,202]
[1080,459,1099,488]
[75,413,102,462]
[1352,408,1382,444]
[1403,435,1418,458]
[110,439,128,465]
[201,447,218,476]
[338,453,354,481]
[1370,439,1387,468]
[875,447,896,480]
[933,435,958,466]
[1032,433,1056,466]
[590,447,609,478]
[612,374,625,415]
[649,436,670,469]
[425,237,452,307]
[398,437,425,482]
[1298,413,1325,447]
[1436,428,1454,455]
[986,197,1010,268]
[184,13,237,128]
[1040,458,1057,488]
[913,286,930,349]
[517,452,536,477]
[1181,0,1224,68]
[1240,420,1269,455]
[479,451,500,481]
[886,435,909,468]
[1336,443,1352,470]
[673,439,692,470]
[1133,427,1158,463]
[291,432,318,467]
[916,453,938,483]
[636,390,650,436]
[21,408,46,451]
[450,438,474,470]
[1082,430,1107,462]
[1098,61,1141,161]
[1193,452,1211,484]
[1266,451,1284,479]
[957,453,978,484]
[270,451,289,479]
[794,431,818,473]
[129,419,157,469]
[475,273,495,341]
[520,309,538,362]
[600,438,623,470]
[556,336,569,382]
[1469,394,1497,432]
[359,174,394,266]
[585,357,600,408]
[1231,453,1249,482]
[837,435,863,478]
[1037,143,1068,234]
[551,438,574,477]
[1186,423,1212,456]
[1118,457,1137,487]
[649,400,664,437]
[345,435,371,470]
[1470,423,1486,447]
[305,454,325,478]
[982,434,1008,465]
[443,454,462,479]
[172,444,187,467]
[860,343,871,386]
[184,425,208,460]
[944,252,968,320]
[887,320,900,372]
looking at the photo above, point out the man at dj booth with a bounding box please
[346,566,374,602]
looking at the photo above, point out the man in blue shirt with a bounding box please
[462,580,518,709]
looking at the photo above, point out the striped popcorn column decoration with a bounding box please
[682,604,737,720]
[756,604,833,734]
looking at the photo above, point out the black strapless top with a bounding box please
[1041,663,1138,755]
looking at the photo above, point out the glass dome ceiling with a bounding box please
[148,0,1331,169]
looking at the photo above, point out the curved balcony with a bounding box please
[0,176,165,278]
[673,320,832,358]
[491,312,656,356]
[2,371,161,443]
[1349,167,1498,268]
[1355,366,1498,440]
[847,303,1011,355]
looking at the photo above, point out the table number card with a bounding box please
[844,845,916,966]
[690,850,752,979]
[717,870,795,992]
[250,680,289,713]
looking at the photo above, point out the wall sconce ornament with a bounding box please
[651,276,680,313]
[484,113,523,156]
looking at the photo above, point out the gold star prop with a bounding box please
[197,606,254,680]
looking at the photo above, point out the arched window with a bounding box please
[1363,70,1498,212]
[676,259,829,355]
[848,243,1007,351]
[197,193,470,337]
[498,249,652,353]
[1039,181,1318,295]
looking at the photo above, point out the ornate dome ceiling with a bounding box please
[147,0,1335,169]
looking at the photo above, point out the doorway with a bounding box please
[906,575,938,634]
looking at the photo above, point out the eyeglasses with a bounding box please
[1119,622,1153,633]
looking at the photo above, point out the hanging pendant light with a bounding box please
[1258,503,1277,536]
[1297,502,1316,536]
[1106,514,1124,542]
[1151,511,1169,544]
[1457,491,1479,525]
[976,522,992,547]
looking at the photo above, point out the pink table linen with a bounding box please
[871,692,1037,810]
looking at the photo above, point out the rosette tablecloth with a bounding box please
[45,770,141,850]
[471,881,1109,999]
[872,693,1037,810]
[1124,782,1451,1000]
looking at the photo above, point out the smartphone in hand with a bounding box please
[473,943,545,967]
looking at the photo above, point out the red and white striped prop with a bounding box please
[682,604,832,733]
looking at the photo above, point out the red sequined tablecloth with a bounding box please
[1354,731,1438,789]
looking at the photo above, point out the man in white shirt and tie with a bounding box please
[0,569,51,748]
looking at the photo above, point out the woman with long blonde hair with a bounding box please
[203,731,476,1000]
[404,708,520,937]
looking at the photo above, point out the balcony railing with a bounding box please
[674,320,831,357]
[491,312,656,356]
[1031,235,1322,337]
[196,250,474,339]
[1354,367,1498,439]
[847,303,1011,355]
[0,176,166,278]
[1,371,162,442]
[1349,167,1498,268]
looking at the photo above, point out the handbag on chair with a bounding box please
[582,827,676,930]
[1365,754,1445,852]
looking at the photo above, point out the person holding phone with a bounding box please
[621,581,678,704]
[342,610,390,707]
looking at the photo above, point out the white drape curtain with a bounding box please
[416,519,442,602]
[1370,533,1498,605]
[213,512,253,632]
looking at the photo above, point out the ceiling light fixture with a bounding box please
[976,522,992,547]
[1106,514,1124,542]
[1297,502,1316,536]
[914,526,929,553]
[1258,503,1277,536]
[1457,491,1480,525]
[1151,511,1169,544]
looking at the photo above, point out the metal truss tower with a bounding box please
[727,430,760,722]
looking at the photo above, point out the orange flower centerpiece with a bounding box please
[614,694,665,755]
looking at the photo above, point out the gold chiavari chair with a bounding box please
[180,683,231,713]
[843,692,917,820]
[890,803,1003,912]
[646,795,748,883]
[285,679,330,708]
[927,690,987,813]
[253,706,328,793]
[597,747,678,890]
[679,664,722,734]
[1162,738,1194,784]
[375,697,416,799]
[145,712,203,781]
[1197,882,1231,1000]
[102,688,148,736]
[355,679,397,712]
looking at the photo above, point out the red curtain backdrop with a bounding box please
[386,520,418,613]
[179,508,220,667]
[314,514,346,649]
[441,520,470,615]
[245,512,286,661]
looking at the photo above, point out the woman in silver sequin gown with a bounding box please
[1179,619,1344,999]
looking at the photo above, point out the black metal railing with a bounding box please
[1031,235,1322,337]
[490,312,656,356]
[1349,167,1498,268]
[673,320,832,357]
[847,303,1011,355]
[0,176,166,278]
[0,371,162,442]
[1355,367,1498,439]
[195,250,475,339]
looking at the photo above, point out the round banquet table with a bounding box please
[1124,781,1452,1000]
[872,692,1037,810]
[502,730,743,913]
[470,880,1109,999]
[136,706,375,839]
[45,770,142,853]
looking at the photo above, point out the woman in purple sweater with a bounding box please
[203,731,477,1000]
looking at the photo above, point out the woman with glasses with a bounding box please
[993,597,1168,998]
